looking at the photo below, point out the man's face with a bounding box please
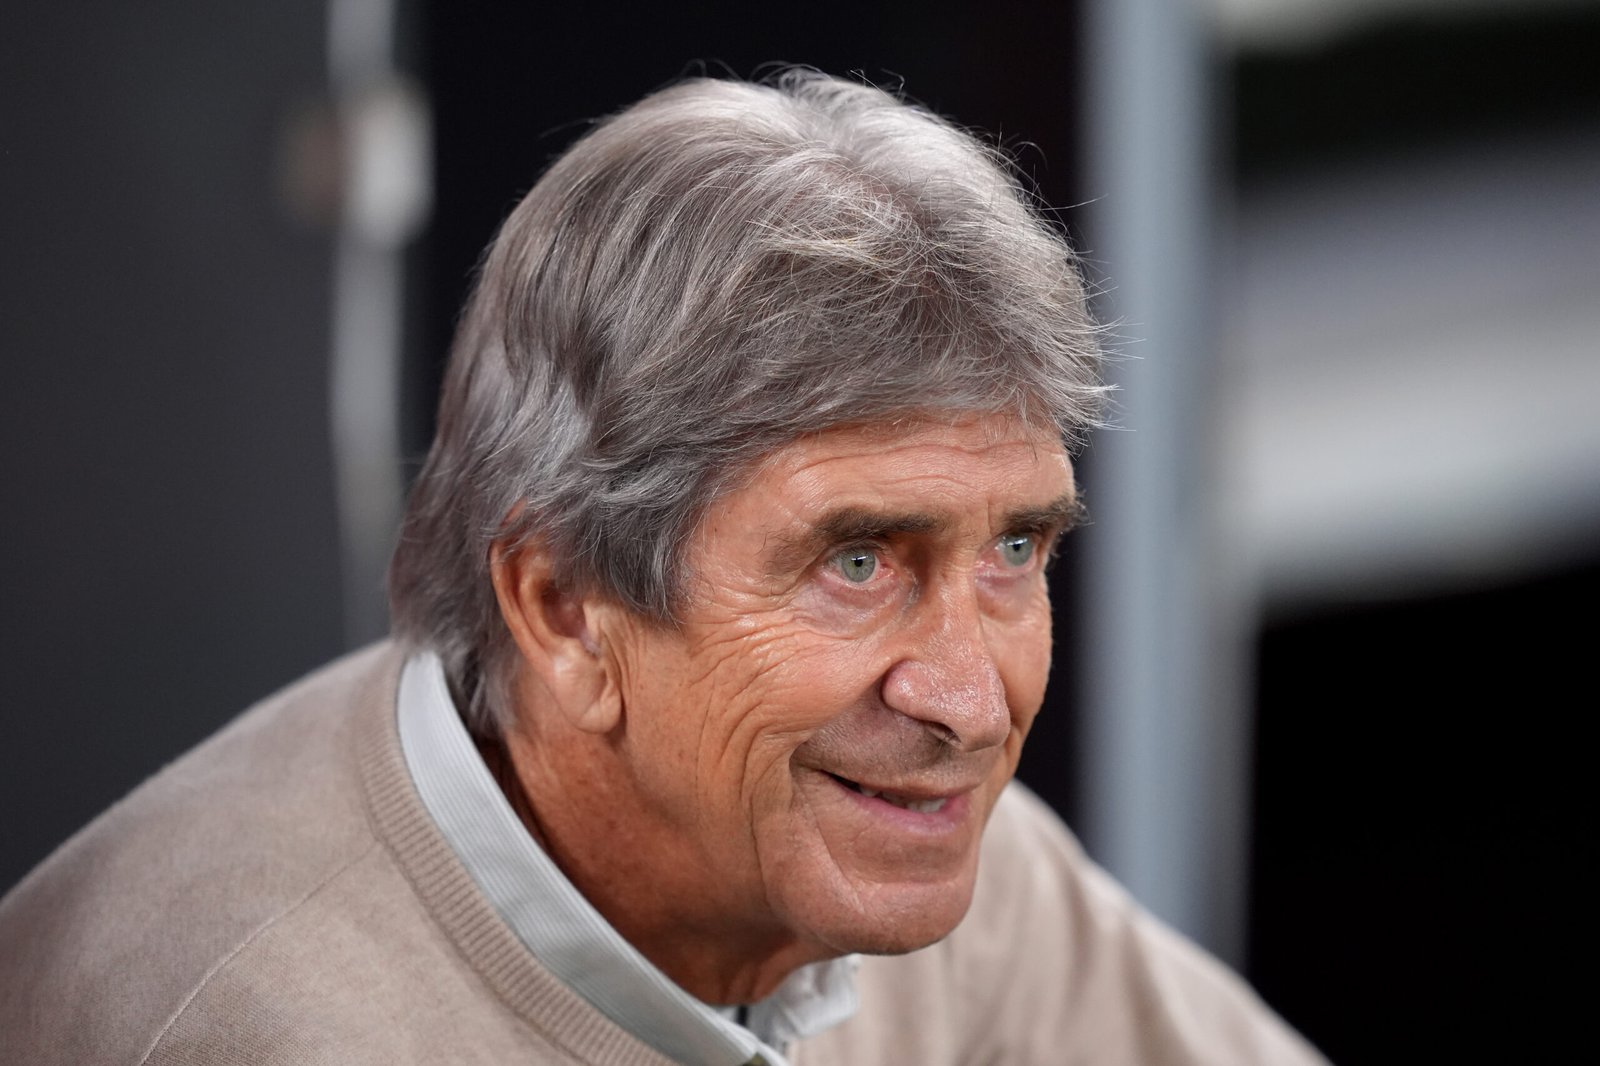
[599,412,1076,963]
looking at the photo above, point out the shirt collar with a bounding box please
[396,652,859,1065]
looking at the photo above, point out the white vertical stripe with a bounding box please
[1079,0,1250,965]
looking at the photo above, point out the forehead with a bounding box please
[711,413,1075,533]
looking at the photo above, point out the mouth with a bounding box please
[826,772,951,814]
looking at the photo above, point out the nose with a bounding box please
[880,586,1011,753]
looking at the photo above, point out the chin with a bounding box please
[786,866,980,958]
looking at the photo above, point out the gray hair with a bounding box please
[389,70,1105,731]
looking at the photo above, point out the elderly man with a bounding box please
[0,73,1324,1064]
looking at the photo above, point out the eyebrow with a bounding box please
[765,491,1085,576]
[814,507,948,544]
[1004,492,1088,537]
[765,508,946,576]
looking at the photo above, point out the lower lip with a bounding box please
[830,775,972,833]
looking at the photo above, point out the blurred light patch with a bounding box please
[1224,126,1600,606]
[1213,0,1596,49]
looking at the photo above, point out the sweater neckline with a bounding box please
[354,646,683,1066]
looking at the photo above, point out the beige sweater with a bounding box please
[0,645,1326,1065]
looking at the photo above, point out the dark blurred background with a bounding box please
[4,2,1596,1062]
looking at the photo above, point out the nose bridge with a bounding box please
[882,572,1010,751]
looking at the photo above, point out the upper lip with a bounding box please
[822,770,980,802]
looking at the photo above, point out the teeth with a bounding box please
[835,776,948,814]
[870,788,947,813]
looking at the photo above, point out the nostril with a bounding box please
[883,654,1010,751]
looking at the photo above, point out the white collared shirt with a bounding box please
[397,653,859,1065]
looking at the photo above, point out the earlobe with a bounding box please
[489,542,623,735]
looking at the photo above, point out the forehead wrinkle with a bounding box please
[719,413,1073,582]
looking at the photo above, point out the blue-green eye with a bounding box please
[833,548,878,583]
[999,535,1035,568]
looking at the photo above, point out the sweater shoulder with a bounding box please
[135,839,582,1066]
[812,782,1329,1065]
[0,644,401,1065]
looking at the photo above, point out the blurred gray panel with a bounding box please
[1078,0,1251,964]
[1,2,344,891]
[1227,127,1600,606]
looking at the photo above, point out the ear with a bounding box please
[489,541,622,734]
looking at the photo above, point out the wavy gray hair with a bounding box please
[389,70,1105,731]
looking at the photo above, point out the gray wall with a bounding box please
[1,3,347,892]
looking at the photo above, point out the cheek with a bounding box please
[711,629,880,769]
[994,601,1055,737]
[621,619,871,808]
